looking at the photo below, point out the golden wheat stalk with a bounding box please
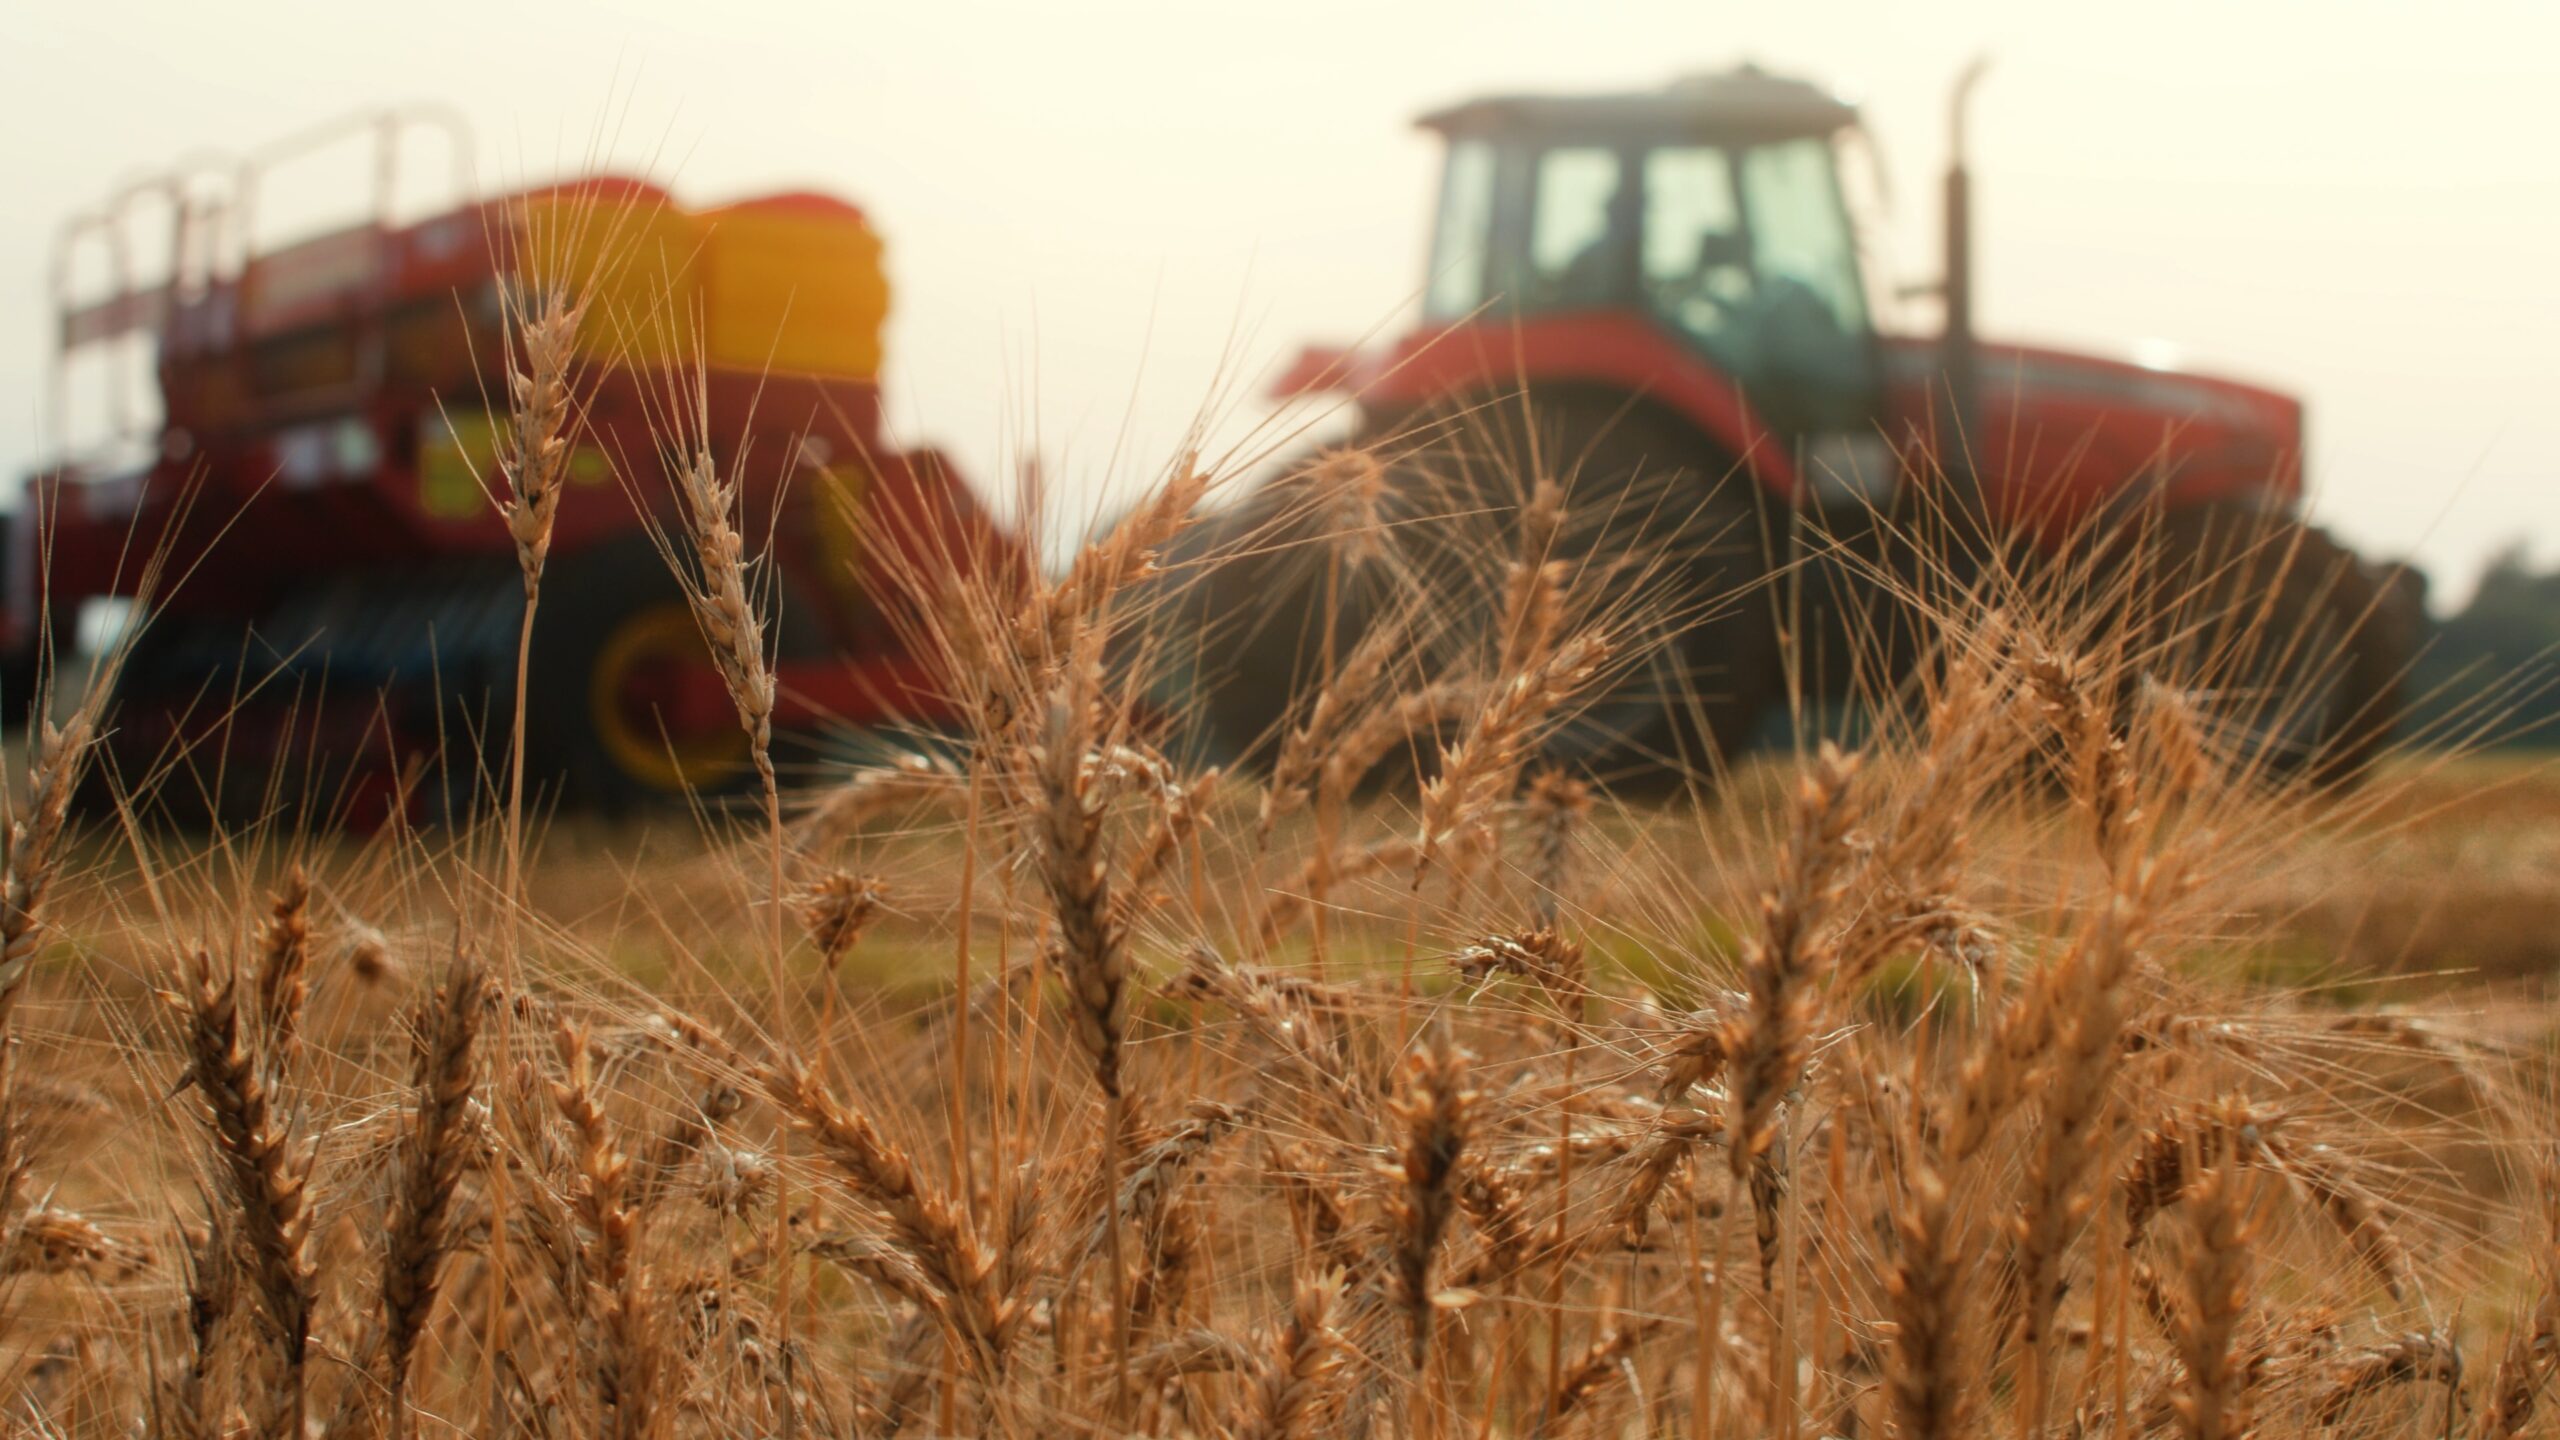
[1261,611,1411,842]
[1386,1029,1473,1371]
[377,954,487,1426]
[1021,466,1207,668]
[179,947,316,1438]
[1031,646,1129,1106]
[669,449,776,774]
[1884,1151,1973,1440]
[2313,1330,2460,1426]
[2170,1132,2261,1440]
[1241,1270,1348,1440]
[795,869,889,971]
[0,714,94,1032]
[1546,1313,1669,1424]
[2028,647,2143,873]
[1415,632,1609,879]
[553,1021,655,1440]
[1720,742,1860,1296]
[2013,864,2178,1427]
[793,751,967,852]
[158,1212,233,1440]
[253,864,311,1070]
[0,709,86,1230]
[760,1059,1013,1360]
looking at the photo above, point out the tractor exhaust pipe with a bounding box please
[1940,56,1992,510]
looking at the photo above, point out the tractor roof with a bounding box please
[1417,64,1859,145]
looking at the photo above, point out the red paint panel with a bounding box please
[1878,336,2303,541]
[1350,311,1801,497]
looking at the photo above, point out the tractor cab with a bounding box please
[1417,67,1879,441]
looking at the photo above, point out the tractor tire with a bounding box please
[1442,398,1780,785]
[0,510,42,723]
[2144,506,2416,788]
[1165,397,1780,788]
[1154,455,1413,770]
[522,534,754,814]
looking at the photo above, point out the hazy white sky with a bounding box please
[6,1,2556,600]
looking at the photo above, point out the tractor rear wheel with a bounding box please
[1160,459,1413,771]
[2144,506,2416,787]
[1170,397,1780,787]
[1421,399,1779,784]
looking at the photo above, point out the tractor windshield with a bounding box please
[1424,131,1875,432]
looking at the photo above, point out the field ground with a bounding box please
[9,697,2560,1435]
[491,746,2560,1005]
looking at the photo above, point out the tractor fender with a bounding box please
[1353,310,1802,501]
[1370,385,1785,776]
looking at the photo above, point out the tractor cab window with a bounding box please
[1639,147,1748,335]
[1732,137,1874,431]
[1424,139,1498,320]
[1526,146,1633,308]
[1637,135,1875,432]
[1423,127,1876,432]
[1738,139,1868,338]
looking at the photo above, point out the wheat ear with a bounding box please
[0,711,93,1230]
[180,947,316,1439]
[253,864,311,1070]
[760,1060,1012,1359]
[1022,465,1207,667]
[157,1211,233,1440]
[378,953,487,1426]
[487,209,588,1440]
[1722,743,1860,1291]
[1262,610,1409,843]
[1884,1152,1973,1440]
[2170,1132,2259,1440]
[2014,859,2182,1429]
[1546,1314,1669,1423]
[795,869,889,971]
[1241,1270,1347,1440]
[0,713,92,1032]
[2312,1329,2460,1426]
[1031,642,1129,1105]
[1387,1029,1474,1370]
[1416,633,1609,880]
[553,1021,653,1440]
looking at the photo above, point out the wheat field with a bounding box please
[2,254,2557,1440]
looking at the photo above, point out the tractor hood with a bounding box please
[1271,321,2308,525]
[1883,335,2307,515]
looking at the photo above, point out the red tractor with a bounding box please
[8,109,1013,817]
[1180,63,2419,783]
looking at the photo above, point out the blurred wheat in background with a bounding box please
[1,189,2556,1440]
